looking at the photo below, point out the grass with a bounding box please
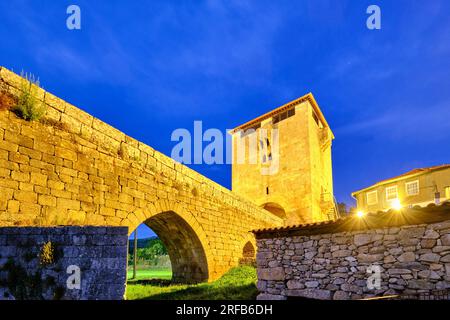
[127,268,172,281]
[126,265,258,300]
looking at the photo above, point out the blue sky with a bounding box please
[1,1,449,239]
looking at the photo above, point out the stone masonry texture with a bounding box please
[0,226,128,300]
[255,208,450,300]
[0,67,283,283]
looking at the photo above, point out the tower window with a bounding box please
[266,187,269,195]
[260,137,272,163]
[273,108,295,124]
[312,110,320,126]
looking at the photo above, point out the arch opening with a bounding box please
[261,202,286,219]
[141,210,209,284]
[239,241,256,266]
[128,224,172,282]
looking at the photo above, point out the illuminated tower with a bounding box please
[231,93,335,225]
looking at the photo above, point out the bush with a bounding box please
[13,72,47,121]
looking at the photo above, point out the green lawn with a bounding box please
[127,268,172,281]
[126,265,258,300]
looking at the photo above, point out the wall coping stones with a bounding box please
[0,66,282,227]
[253,202,450,239]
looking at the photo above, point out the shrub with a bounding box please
[13,71,47,121]
[39,241,55,266]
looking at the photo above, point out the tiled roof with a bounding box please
[377,164,450,184]
[253,201,450,239]
[352,164,450,195]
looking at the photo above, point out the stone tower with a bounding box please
[231,93,335,225]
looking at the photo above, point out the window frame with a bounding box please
[385,185,398,201]
[366,190,378,206]
[405,180,420,196]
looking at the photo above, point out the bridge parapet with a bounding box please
[0,67,282,281]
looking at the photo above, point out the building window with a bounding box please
[266,187,269,195]
[445,186,450,199]
[312,110,320,126]
[367,191,378,205]
[260,137,272,163]
[386,186,398,201]
[405,180,419,196]
[272,108,295,124]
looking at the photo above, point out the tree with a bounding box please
[337,202,348,216]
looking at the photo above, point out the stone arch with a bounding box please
[127,200,213,283]
[238,233,256,265]
[261,202,287,219]
[242,241,255,261]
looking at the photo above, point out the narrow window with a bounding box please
[273,115,280,124]
[266,138,272,161]
[312,110,320,126]
[266,187,269,195]
[260,137,272,163]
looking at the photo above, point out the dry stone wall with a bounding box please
[0,226,127,300]
[256,212,450,300]
[0,66,283,282]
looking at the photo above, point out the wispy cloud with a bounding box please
[335,98,450,143]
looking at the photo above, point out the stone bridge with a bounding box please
[0,67,282,283]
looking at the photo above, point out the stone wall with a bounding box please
[255,206,450,300]
[0,226,128,300]
[0,66,282,282]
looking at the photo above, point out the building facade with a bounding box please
[230,93,336,225]
[352,165,450,213]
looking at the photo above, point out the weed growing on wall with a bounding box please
[13,72,47,121]
[39,242,55,266]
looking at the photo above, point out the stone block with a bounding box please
[354,234,374,247]
[333,291,350,300]
[257,267,285,281]
[419,253,441,263]
[397,252,416,263]
[441,234,450,246]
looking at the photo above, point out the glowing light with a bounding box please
[357,211,365,218]
[392,199,402,211]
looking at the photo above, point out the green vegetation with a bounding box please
[13,72,47,121]
[128,237,169,267]
[126,265,258,300]
[127,268,172,281]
